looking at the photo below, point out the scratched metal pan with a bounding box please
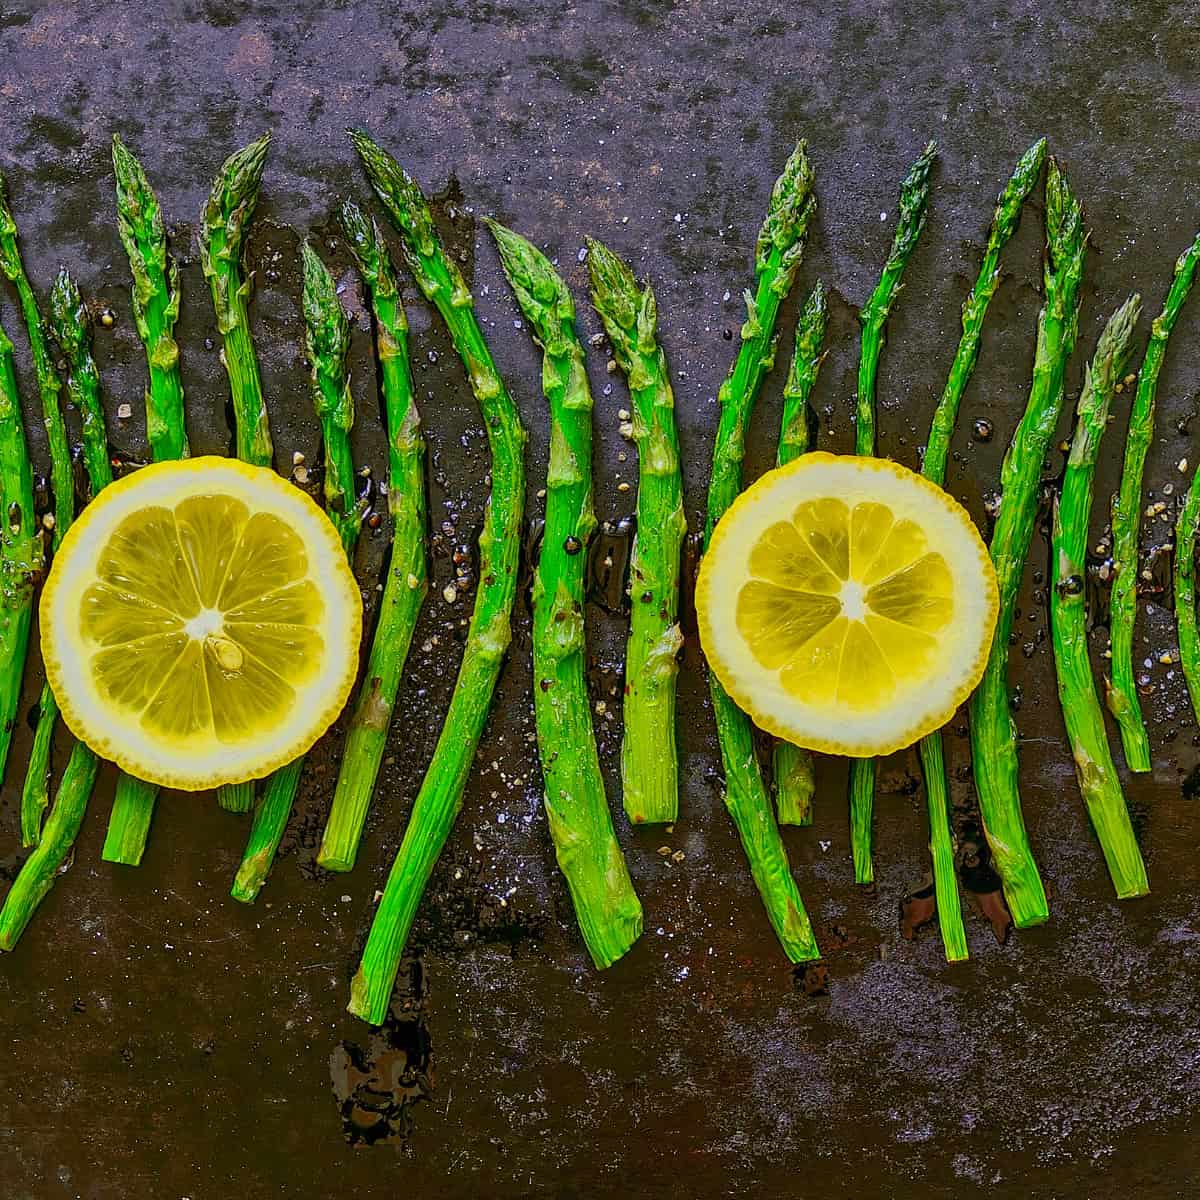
[1,2,1199,1197]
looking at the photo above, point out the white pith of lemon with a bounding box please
[40,456,361,790]
[697,453,999,757]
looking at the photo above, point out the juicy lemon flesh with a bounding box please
[736,498,953,711]
[81,497,324,748]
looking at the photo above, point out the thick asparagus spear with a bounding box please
[104,138,191,864]
[968,158,1087,928]
[348,132,526,1024]
[1176,467,1200,727]
[702,143,819,961]
[1,176,75,846]
[587,238,687,826]
[773,280,828,825]
[21,272,114,838]
[850,141,937,885]
[231,240,362,901]
[1,273,114,946]
[200,133,274,815]
[315,202,428,875]
[1107,233,1200,771]
[917,138,1046,963]
[0,317,37,788]
[485,218,643,966]
[1051,294,1149,898]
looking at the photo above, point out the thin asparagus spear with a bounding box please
[200,133,274,815]
[1,175,74,846]
[850,140,937,885]
[1051,294,1149,898]
[231,240,362,901]
[485,219,643,965]
[1176,466,1200,727]
[105,139,190,864]
[968,158,1087,927]
[703,143,819,961]
[773,280,828,825]
[587,238,686,826]
[917,138,1046,963]
[0,317,38,788]
[1,273,114,946]
[348,132,526,1024]
[21,273,113,839]
[1107,232,1200,771]
[315,202,427,875]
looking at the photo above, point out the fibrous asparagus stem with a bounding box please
[917,137,1046,963]
[1107,232,1200,772]
[703,142,819,961]
[200,133,274,815]
[2,272,114,946]
[348,132,526,1024]
[231,240,362,902]
[106,139,191,864]
[850,140,937,885]
[1051,294,1149,899]
[773,280,828,825]
[316,203,427,876]
[0,317,38,789]
[1176,467,1200,727]
[969,158,1087,928]
[486,218,643,966]
[1,176,74,847]
[587,238,686,826]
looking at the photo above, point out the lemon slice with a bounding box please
[40,457,361,790]
[697,452,998,757]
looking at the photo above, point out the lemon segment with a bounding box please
[40,457,361,790]
[698,453,998,757]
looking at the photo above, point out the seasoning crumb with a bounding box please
[617,408,631,421]
[618,481,631,492]
[294,465,309,484]
[116,402,132,419]
[443,583,458,604]
[293,450,306,465]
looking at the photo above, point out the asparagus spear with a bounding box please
[485,218,643,966]
[917,138,1046,963]
[348,132,526,1024]
[1176,466,1200,727]
[104,139,191,864]
[1107,233,1200,771]
[773,280,828,825]
[21,272,114,837]
[231,240,362,901]
[702,143,819,961]
[200,133,274,815]
[0,175,75,846]
[850,141,937,885]
[1,273,114,947]
[968,158,1087,927]
[1051,294,1149,898]
[315,202,428,875]
[587,238,686,826]
[0,316,38,789]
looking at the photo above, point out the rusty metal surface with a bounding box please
[2,2,1200,1197]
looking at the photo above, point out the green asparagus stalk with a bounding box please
[486,218,643,966]
[1051,294,1149,898]
[21,273,113,840]
[105,138,191,864]
[231,240,362,901]
[1,272,115,946]
[773,280,828,825]
[1107,232,1200,771]
[1176,466,1200,727]
[0,317,38,788]
[347,131,526,1024]
[850,140,937,885]
[917,138,1046,963]
[587,238,687,826]
[314,202,427,875]
[200,133,274,815]
[702,143,819,961]
[1,175,75,846]
[968,158,1087,928]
